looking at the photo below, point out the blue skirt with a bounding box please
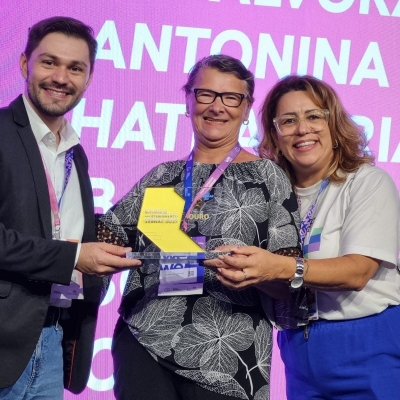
[278,305,400,400]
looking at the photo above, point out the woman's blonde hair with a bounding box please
[257,75,374,185]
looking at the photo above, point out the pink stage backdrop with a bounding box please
[1,1,399,399]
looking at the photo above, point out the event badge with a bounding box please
[136,187,207,296]
[158,255,204,296]
[50,274,84,301]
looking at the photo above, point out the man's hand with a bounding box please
[76,242,142,276]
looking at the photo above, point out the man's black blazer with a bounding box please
[0,95,102,394]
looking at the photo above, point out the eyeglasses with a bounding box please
[273,109,329,136]
[192,88,248,108]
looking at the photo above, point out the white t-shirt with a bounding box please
[296,164,400,320]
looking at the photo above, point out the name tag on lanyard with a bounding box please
[299,179,329,320]
[42,148,85,301]
[158,259,205,296]
[159,145,241,296]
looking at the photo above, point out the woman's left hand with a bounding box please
[205,245,292,291]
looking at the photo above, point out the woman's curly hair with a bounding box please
[257,75,374,185]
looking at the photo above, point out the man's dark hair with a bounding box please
[24,16,97,73]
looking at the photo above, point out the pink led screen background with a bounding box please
[1,1,399,398]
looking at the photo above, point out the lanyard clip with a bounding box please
[304,324,309,340]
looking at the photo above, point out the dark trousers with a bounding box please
[112,318,239,400]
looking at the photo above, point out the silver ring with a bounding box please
[242,269,248,280]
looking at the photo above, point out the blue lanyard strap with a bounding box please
[182,144,241,231]
[41,147,74,239]
[299,179,329,246]
[58,148,74,208]
[183,151,195,215]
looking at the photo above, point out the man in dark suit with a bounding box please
[0,16,141,399]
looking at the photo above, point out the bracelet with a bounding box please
[289,257,305,289]
[304,258,309,277]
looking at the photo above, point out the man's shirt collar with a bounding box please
[22,94,79,153]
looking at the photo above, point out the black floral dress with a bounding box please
[99,159,301,400]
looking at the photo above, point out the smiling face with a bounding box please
[275,90,334,186]
[186,67,250,150]
[20,32,92,122]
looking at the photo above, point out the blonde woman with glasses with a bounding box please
[214,75,400,400]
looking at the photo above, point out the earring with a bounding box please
[185,111,189,117]
[332,139,339,149]
[243,120,249,126]
[278,150,283,156]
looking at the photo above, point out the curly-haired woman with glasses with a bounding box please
[215,75,400,400]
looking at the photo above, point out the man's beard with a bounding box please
[27,81,81,118]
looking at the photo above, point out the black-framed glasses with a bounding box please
[191,88,248,107]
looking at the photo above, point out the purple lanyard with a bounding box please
[41,148,74,239]
[299,179,329,246]
[181,144,241,231]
